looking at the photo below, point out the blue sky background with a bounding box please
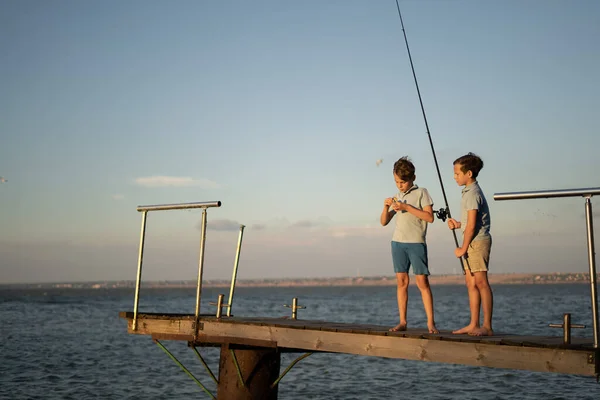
[1,0,599,283]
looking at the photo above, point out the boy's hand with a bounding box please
[384,197,394,207]
[392,201,407,212]
[454,247,467,258]
[447,218,460,230]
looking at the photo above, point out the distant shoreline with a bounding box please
[0,272,595,289]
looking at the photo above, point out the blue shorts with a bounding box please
[391,242,430,275]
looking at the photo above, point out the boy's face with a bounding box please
[453,163,472,186]
[394,173,414,193]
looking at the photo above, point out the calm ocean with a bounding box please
[1,284,599,399]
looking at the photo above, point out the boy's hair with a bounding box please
[393,156,415,181]
[454,152,484,178]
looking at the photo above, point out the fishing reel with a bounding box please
[434,207,449,222]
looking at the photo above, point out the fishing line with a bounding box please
[393,0,471,274]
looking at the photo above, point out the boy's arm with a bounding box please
[398,203,434,223]
[456,209,477,257]
[380,198,396,226]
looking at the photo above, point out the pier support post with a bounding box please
[217,345,280,399]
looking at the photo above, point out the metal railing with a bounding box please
[494,187,600,349]
[132,201,221,331]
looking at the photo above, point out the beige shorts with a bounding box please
[462,239,492,273]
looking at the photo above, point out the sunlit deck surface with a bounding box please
[120,312,598,377]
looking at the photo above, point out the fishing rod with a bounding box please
[393,0,471,275]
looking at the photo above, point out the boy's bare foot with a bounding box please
[469,327,494,336]
[428,324,439,334]
[389,323,407,332]
[452,324,477,334]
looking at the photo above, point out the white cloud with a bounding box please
[134,176,220,188]
[291,219,316,228]
[329,226,383,238]
[112,194,124,200]
[253,217,333,231]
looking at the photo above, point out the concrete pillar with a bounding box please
[216,345,280,400]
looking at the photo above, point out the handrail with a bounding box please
[494,188,600,201]
[493,187,599,350]
[137,201,221,212]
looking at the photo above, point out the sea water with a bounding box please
[1,284,598,399]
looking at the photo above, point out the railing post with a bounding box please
[585,197,599,349]
[227,224,246,317]
[284,297,305,320]
[195,208,208,321]
[132,210,148,331]
[216,294,225,319]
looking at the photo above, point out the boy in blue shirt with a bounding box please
[380,157,438,334]
[447,152,493,336]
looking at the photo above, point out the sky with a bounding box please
[1,0,599,284]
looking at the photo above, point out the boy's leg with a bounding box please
[391,272,409,331]
[471,271,493,336]
[415,275,438,333]
[454,239,493,335]
[390,242,410,332]
[452,268,481,334]
[466,240,493,336]
[408,243,438,333]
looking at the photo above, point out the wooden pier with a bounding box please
[122,190,600,398]
[120,311,599,398]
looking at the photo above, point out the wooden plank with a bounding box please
[120,311,200,320]
[121,313,596,376]
[225,317,326,330]
[195,334,277,348]
[122,314,594,349]
[126,316,195,335]
[151,333,195,341]
[123,314,593,346]
[197,320,595,376]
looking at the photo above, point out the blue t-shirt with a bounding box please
[460,181,491,242]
